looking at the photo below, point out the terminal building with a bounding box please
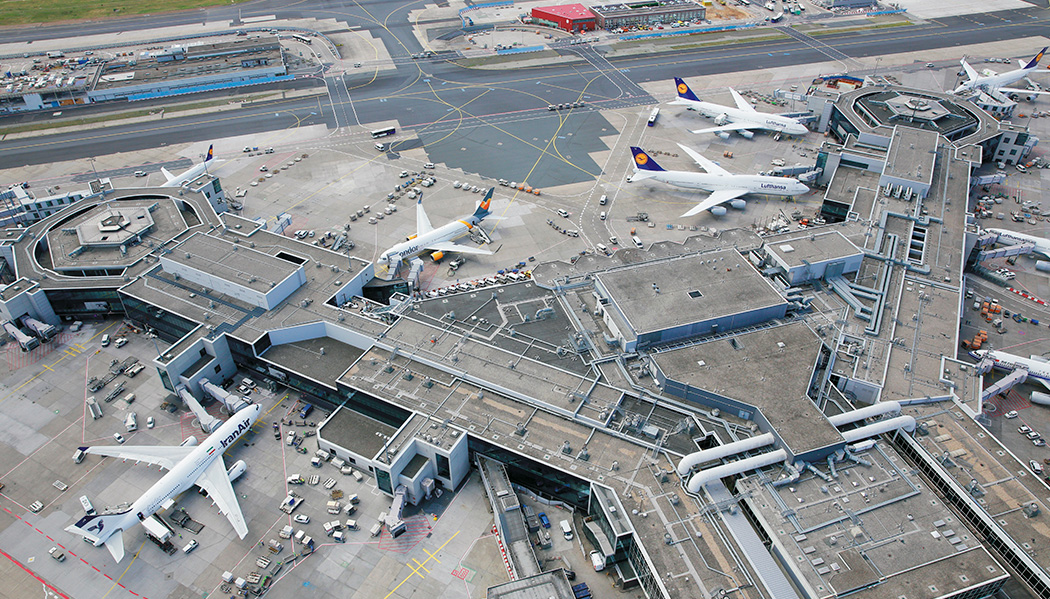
[589,0,706,30]
[2,120,1050,595]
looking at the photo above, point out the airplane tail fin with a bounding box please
[65,512,128,561]
[205,144,214,163]
[161,167,176,182]
[674,78,701,102]
[472,187,494,220]
[630,147,665,173]
[1024,47,1047,70]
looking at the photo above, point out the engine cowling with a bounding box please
[714,112,729,125]
[227,460,247,483]
[431,251,445,262]
[730,199,747,210]
[710,206,728,217]
[180,436,199,447]
[739,130,755,140]
[716,131,731,140]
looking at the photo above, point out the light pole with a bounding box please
[874,57,882,78]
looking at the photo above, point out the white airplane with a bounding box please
[955,47,1048,98]
[160,145,219,187]
[628,145,809,217]
[972,349,1050,386]
[377,188,495,270]
[985,228,1050,259]
[670,78,809,138]
[65,403,261,562]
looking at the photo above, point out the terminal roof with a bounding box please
[595,249,785,336]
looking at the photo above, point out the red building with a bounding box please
[531,4,597,33]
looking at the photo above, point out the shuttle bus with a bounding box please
[371,127,396,139]
[291,34,312,45]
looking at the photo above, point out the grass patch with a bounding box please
[0,0,251,26]
[668,34,789,51]
[0,93,276,136]
[805,21,913,36]
[452,49,560,68]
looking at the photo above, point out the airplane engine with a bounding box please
[714,112,729,126]
[227,460,247,483]
[716,132,731,140]
[180,436,199,447]
[1009,92,1020,101]
[710,206,728,217]
[739,130,755,140]
[1026,93,1036,102]
[431,251,445,262]
[406,234,417,241]
[730,199,747,210]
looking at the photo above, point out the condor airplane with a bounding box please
[670,78,809,138]
[65,403,260,563]
[160,145,219,187]
[628,145,809,217]
[377,188,495,270]
[955,48,1048,98]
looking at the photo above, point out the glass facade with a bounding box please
[376,468,393,494]
[46,287,124,317]
[467,437,591,509]
[436,454,451,479]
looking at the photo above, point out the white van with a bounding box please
[559,519,573,541]
[73,448,86,464]
[632,235,643,248]
[600,211,606,220]
[375,142,386,151]
[125,412,138,432]
[596,243,608,254]
[590,550,605,571]
[100,334,110,347]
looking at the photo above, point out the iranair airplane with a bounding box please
[377,188,495,270]
[65,403,261,562]
[160,145,219,187]
[628,145,809,217]
[670,78,809,138]
[985,228,1050,260]
[955,47,1048,98]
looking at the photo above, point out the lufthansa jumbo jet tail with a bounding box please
[628,147,668,181]
[161,145,216,185]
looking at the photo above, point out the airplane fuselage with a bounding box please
[973,350,1050,383]
[381,217,479,263]
[642,170,808,197]
[676,98,806,134]
[985,228,1050,258]
[84,404,260,544]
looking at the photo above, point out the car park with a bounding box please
[294,514,310,524]
[1027,431,1041,440]
[114,337,127,348]
[113,433,126,444]
[1030,460,1044,474]
[1019,425,1032,434]
[538,512,550,528]
[1005,410,1018,419]
[146,417,155,429]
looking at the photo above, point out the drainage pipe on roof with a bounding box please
[687,449,788,494]
[844,450,872,467]
[805,462,833,482]
[827,401,901,428]
[676,432,775,477]
[840,415,916,444]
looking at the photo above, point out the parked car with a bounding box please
[113,433,126,444]
[1004,410,1018,419]
[294,514,310,524]
[538,512,550,528]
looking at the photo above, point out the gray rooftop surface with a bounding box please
[651,321,842,456]
[596,249,786,336]
[319,405,399,460]
[765,229,862,269]
[260,337,364,389]
[883,126,939,186]
[166,232,301,293]
[487,570,575,599]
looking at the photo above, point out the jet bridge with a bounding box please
[976,243,1035,262]
[177,385,222,433]
[980,368,1028,402]
[383,485,408,538]
[199,379,250,414]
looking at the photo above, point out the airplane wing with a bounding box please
[682,189,749,218]
[83,444,195,470]
[160,167,176,182]
[416,200,434,235]
[961,59,978,82]
[425,240,492,255]
[691,122,756,136]
[1000,87,1050,96]
[676,143,730,176]
[728,88,756,112]
[195,459,248,538]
